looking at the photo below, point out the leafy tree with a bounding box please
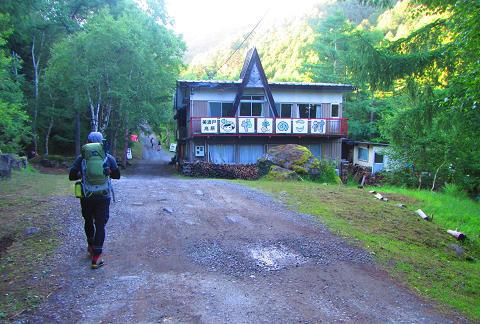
[0,14,30,153]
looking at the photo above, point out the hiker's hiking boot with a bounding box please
[91,255,104,269]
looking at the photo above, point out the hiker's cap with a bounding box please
[87,132,103,143]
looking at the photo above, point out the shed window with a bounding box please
[209,144,235,164]
[239,145,264,164]
[374,153,384,163]
[358,147,369,162]
[331,104,339,117]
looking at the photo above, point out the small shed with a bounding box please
[342,139,390,174]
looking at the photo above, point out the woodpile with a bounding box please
[181,162,260,180]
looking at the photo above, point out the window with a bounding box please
[209,102,234,117]
[331,104,339,117]
[209,144,235,164]
[239,145,264,164]
[358,147,369,161]
[279,104,292,118]
[374,153,384,164]
[240,95,264,117]
[299,104,318,118]
[308,144,322,159]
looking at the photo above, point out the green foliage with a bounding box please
[0,14,30,153]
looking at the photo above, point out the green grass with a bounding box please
[378,185,480,242]
[0,168,71,319]
[236,179,480,320]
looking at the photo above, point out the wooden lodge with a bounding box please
[174,48,354,165]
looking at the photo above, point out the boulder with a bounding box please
[266,165,302,181]
[263,144,320,175]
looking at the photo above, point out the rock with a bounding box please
[263,144,319,175]
[195,190,204,196]
[24,227,41,236]
[132,202,144,206]
[163,207,173,214]
[266,165,302,181]
[397,203,406,208]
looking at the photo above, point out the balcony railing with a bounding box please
[188,116,348,137]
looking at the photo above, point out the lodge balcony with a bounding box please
[186,117,348,138]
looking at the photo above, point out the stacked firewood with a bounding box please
[182,162,260,180]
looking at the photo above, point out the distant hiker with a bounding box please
[69,132,120,269]
[150,137,154,148]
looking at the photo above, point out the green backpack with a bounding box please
[80,143,111,197]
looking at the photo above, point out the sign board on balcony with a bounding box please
[257,118,273,134]
[201,118,218,133]
[311,119,327,134]
[219,118,237,133]
[169,143,177,152]
[275,119,291,133]
[239,118,255,133]
[292,119,308,134]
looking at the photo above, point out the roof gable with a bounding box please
[233,48,279,117]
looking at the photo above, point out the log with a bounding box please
[358,175,366,188]
[369,190,377,194]
[397,203,406,208]
[447,230,466,240]
[374,193,383,200]
[416,209,430,221]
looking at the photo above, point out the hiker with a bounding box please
[150,137,154,148]
[69,132,120,269]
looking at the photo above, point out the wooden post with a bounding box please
[447,230,466,240]
[416,209,430,221]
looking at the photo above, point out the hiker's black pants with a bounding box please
[80,197,110,256]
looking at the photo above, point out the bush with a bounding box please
[381,169,419,188]
[309,160,341,184]
[443,183,468,199]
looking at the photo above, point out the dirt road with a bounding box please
[21,142,453,323]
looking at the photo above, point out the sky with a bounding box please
[165,0,322,59]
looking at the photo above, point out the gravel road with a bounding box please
[19,142,455,323]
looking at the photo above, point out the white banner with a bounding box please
[292,119,308,133]
[219,118,237,133]
[201,118,218,133]
[239,118,255,133]
[257,118,273,134]
[275,119,291,133]
[311,119,327,134]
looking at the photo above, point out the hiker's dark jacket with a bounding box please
[69,154,120,199]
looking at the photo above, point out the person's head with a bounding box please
[87,132,103,143]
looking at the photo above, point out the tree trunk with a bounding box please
[75,111,81,156]
[44,117,54,156]
[431,161,446,191]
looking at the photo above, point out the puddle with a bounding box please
[249,244,307,270]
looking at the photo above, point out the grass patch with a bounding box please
[236,179,480,320]
[0,168,71,319]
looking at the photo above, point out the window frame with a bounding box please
[331,103,340,118]
[208,101,234,117]
[239,95,265,117]
[279,103,293,118]
[298,103,319,119]
[358,147,369,162]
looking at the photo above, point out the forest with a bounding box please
[0,0,184,160]
[0,0,479,196]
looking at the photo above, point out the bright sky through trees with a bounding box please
[165,0,322,55]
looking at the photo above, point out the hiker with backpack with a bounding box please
[69,132,120,269]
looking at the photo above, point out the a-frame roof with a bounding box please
[232,48,278,117]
